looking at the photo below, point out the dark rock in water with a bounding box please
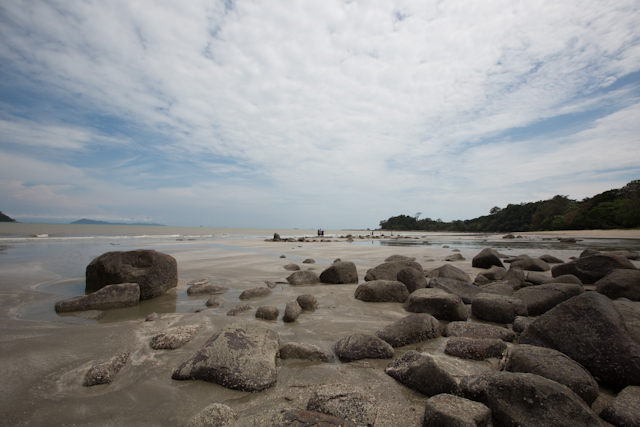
[459,371,601,427]
[511,282,584,316]
[172,323,279,392]
[280,255,286,258]
[354,280,409,303]
[55,283,140,312]
[443,321,516,342]
[279,342,334,362]
[510,257,551,272]
[375,313,442,347]
[396,267,427,293]
[186,403,238,427]
[273,233,281,241]
[472,248,504,269]
[426,264,471,283]
[297,294,317,310]
[256,305,279,321]
[596,269,640,301]
[287,270,320,286]
[265,280,277,289]
[303,258,315,264]
[319,261,358,284]
[205,296,220,307]
[506,344,599,405]
[284,263,300,271]
[422,394,491,427]
[600,385,640,427]
[551,253,637,284]
[333,333,394,362]
[385,351,459,397]
[404,288,468,321]
[83,352,129,387]
[145,312,159,321]
[444,337,507,360]
[283,301,302,322]
[307,385,377,427]
[428,277,486,304]
[237,409,358,427]
[471,293,527,324]
[520,292,640,388]
[226,303,252,316]
[86,249,177,300]
[150,324,201,350]
[239,287,272,300]
[187,284,228,295]
[539,254,565,264]
[364,260,423,281]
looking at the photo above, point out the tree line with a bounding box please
[379,180,640,232]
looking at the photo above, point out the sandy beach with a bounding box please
[1,229,639,426]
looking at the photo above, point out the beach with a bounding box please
[1,225,639,426]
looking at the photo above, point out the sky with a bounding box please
[1,0,639,229]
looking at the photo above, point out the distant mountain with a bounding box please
[71,219,165,226]
[0,211,18,222]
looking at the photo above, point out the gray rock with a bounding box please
[172,323,280,392]
[256,305,279,321]
[404,288,468,321]
[55,283,140,312]
[284,263,300,271]
[541,274,582,285]
[443,322,516,342]
[551,253,637,284]
[472,248,505,269]
[506,344,599,405]
[512,316,533,333]
[580,249,601,258]
[333,333,394,362]
[283,300,302,322]
[422,394,491,427]
[444,337,507,360]
[539,254,565,264]
[265,280,277,289]
[385,254,416,262]
[396,267,428,293]
[478,280,515,296]
[187,284,229,295]
[428,277,486,304]
[426,264,471,283]
[236,409,358,427]
[471,293,527,324]
[614,298,640,344]
[226,303,252,316]
[150,324,201,350]
[319,261,358,284]
[239,287,272,300]
[86,249,177,300]
[296,294,317,310]
[510,257,551,272]
[205,296,220,307]
[187,403,237,427]
[307,385,377,427]
[364,260,423,281]
[476,266,507,282]
[385,351,459,396]
[303,258,315,264]
[287,270,320,286]
[83,352,129,387]
[600,386,640,427]
[279,342,334,362]
[145,312,159,321]
[354,280,410,303]
[526,271,552,285]
[596,269,640,301]
[520,292,640,388]
[511,282,584,316]
[608,250,640,260]
[375,313,442,347]
[444,253,466,262]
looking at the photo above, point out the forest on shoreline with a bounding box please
[379,180,640,233]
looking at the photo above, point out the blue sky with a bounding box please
[1,0,639,229]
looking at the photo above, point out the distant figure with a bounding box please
[318,228,323,236]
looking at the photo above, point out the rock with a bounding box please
[428,277,487,304]
[226,303,252,316]
[55,283,140,312]
[510,257,551,272]
[580,249,601,258]
[385,351,459,396]
[319,261,358,284]
[236,409,358,427]
[609,250,640,260]
[444,337,507,360]
[460,371,601,427]
[404,288,468,321]
[526,271,552,285]
[364,260,423,281]
[283,301,302,322]
[172,323,279,392]
[279,342,334,362]
[596,269,640,301]
[296,294,317,310]
[504,254,531,264]
[280,255,286,258]
[303,258,315,264]
[396,267,428,293]
[375,313,442,347]
[307,385,377,427]
[265,280,277,289]
[520,292,640,388]
[551,254,637,284]
[239,287,272,300]
[512,316,533,333]
[187,278,210,286]
[422,394,491,427]
[444,253,466,262]
[600,386,640,427]
[614,299,640,344]
[471,248,505,269]
[560,237,578,243]
[85,249,178,300]
[471,293,527,324]
[83,352,129,387]
[539,254,565,264]
[473,275,491,286]
[385,254,416,262]
[187,284,229,295]
[205,296,220,307]
[476,266,508,282]
[333,333,394,362]
[443,322,516,342]
[145,312,159,321]
[505,268,526,288]
[256,305,279,321]
[150,324,201,350]
[187,403,238,427]
[511,282,584,316]
[506,344,599,405]
[354,280,410,303]
[426,264,471,283]
[284,263,300,271]
[287,270,320,286]
[541,274,583,285]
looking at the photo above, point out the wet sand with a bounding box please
[1,231,639,426]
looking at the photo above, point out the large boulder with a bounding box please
[428,277,487,304]
[354,280,409,303]
[426,264,471,283]
[319,261,358,284]
[475,266,507,282]
[404,288,468,321]
[520,292,640,388]
[596,269,640,301]
[422,394,491,427]
[172,323,280,392]
[307,385,377,427]
[396,267,428,293]
[55,283,140,312]
[283,300,303,322]
[551,254,637,284]
[600,385,640,427]
[287,270,320,286]
[471,293,527,324]
[506,344,599,405]
[443,322,516,342]
[85,250,178,300]
[510,257,551,272]
[375,313,442,347]
[472,248,504,269]
[444,337,507,360]
[511,282,584,316]
[364,260,423,281]
[385,351,459,397]
[333,333,394,362]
